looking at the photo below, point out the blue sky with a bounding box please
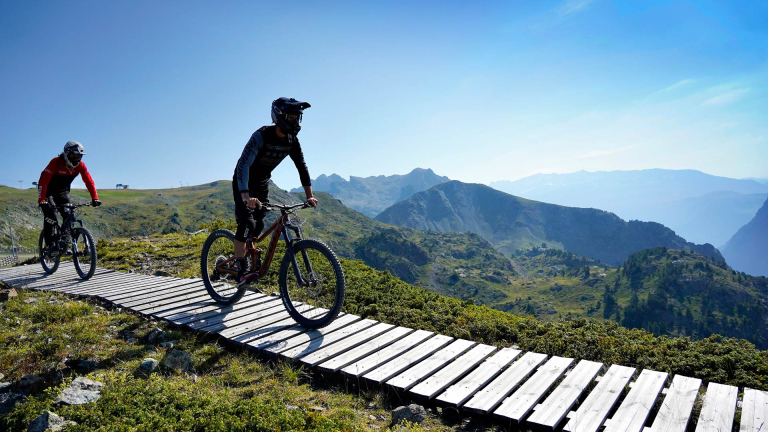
[1,0,766,191]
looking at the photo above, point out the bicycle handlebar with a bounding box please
[244,201,311,213]
[56,203,92,209]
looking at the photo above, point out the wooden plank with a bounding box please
[650,375,702,432]
[111,282,208,307]
[300,323,398,366]
[191,300,284,332]
[177,296,280,328]
[362,335,455,384]
[740,388,768,432]
[386,339,476,392]
[527,360,603,430]
[315,326,413,372]
[80,276,191,298]
[163,293,271,324]
[247,313,361,351]
[463,351,549,414]
[131,291,226,317]
[216,309,296,339]
[694,382,738,432]
[270,319,378,358]
[33,269,122,288]
[494,356,573,423]
[59,276,156,296]
[436,348,521,407]
[33,270,122,292]
[563,364,636,432]
[229,315,306,345]
[341,330,436,379]
[54,272,152,293]
[603,370,668,432]
[410,344,497,399]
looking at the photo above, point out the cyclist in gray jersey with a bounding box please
[232,97,318,280]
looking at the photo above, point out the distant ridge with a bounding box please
[376,180,723,266]
[490,169,768,247]
[292,168,449,217]
[722,197,768,277]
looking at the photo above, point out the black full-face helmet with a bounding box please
[271,97,311,135]
[62,141,86,167]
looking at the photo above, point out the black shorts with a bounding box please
[232,178,269,241]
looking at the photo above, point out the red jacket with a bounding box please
[38,156,98,202]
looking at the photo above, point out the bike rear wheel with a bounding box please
[38,231,60,274]
[279,239,345,329]
[73,227,97,279]
[200,229,246,305]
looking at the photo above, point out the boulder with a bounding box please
[139,358,159,374]
[27,410,76,432]
[54,377,103,406]
[0,288,17,302]
[391,404,427,425]
[64,359,98,372]
[162,350,191,371]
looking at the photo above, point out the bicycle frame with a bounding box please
[216,208,312,284]
[50,204,87,254]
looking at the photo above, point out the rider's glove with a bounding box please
[91,199,102,207]
[38,201,49,208]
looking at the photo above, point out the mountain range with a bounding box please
[290,168,449,217]
[722,197,768,277]
[490,169,768,247]
[376,180,722,266]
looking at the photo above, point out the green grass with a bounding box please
[0,289,459,431]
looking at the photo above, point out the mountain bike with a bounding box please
[38,202,98,279]
[200,201,345,329]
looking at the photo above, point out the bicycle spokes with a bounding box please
[284,247,338,319]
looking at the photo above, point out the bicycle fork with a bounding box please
[284,226,314,287]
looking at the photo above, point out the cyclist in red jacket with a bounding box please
[38,141,101,256]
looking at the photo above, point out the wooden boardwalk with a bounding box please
[2,262,767,431]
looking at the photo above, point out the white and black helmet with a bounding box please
[62,141,85,167]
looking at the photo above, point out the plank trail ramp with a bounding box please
[603,370,668,432]
[649,375,702,432]
[695,383,738,432]
[564,364,636,432]
[494,356,574,423]
[1,262,766,430]
[527,360,604,430]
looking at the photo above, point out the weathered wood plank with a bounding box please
[494,356,573,423]
[361,334,454,384]
[563,364,636,432]
[386,339,476,392]
[410,344,496,399]
[193,301,285,332]
[84,277,195,298]
[603,369,668,432]
[274,319,379,359]
[316,326,413,372]
[300,323,398,367]
[463,351,549,414]
[217,309,296,339]
[527,360,603,430]
[650,375,702,432]
[163,293,272,324]
[112,283,209,308]
[341,330,436,379]
[436,348,521,407]
[740,388,768,432]
[248,314,361,351]
[694,382,738,432]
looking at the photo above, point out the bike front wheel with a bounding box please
[200,229,246,305]
[73,227,97,279]
[38,231,60,274]
[279,239,345,329]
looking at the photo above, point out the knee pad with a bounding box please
[235,218,256,242]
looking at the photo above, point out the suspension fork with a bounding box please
[284,225,314,286]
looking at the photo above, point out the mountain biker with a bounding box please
[37,141,102,256]
[232,97,318,280]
